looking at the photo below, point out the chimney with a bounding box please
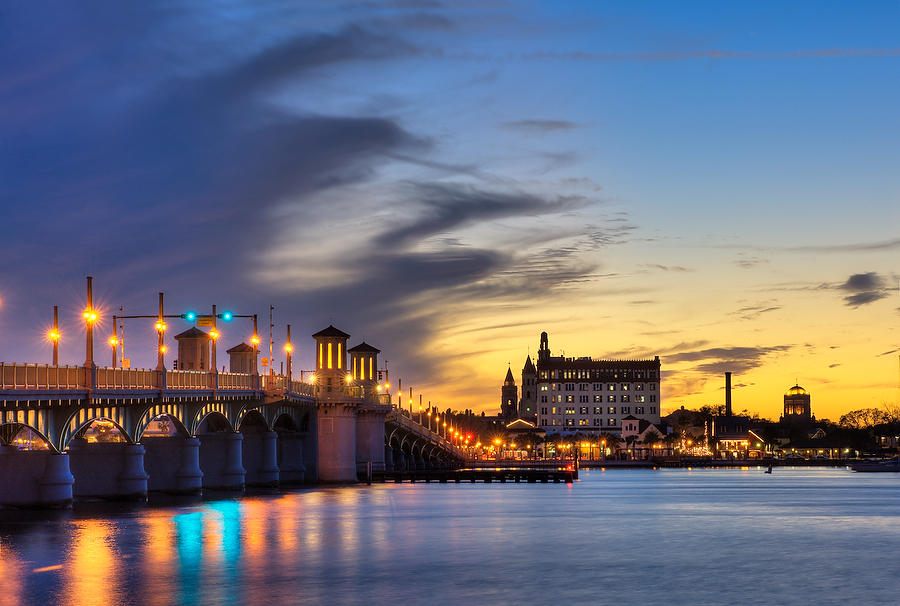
[725,371,732,416]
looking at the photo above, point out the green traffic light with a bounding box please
[182,311,197,322]
[218,311,233,322]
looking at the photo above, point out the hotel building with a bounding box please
[525,332,662,436]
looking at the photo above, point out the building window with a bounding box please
[607,407,616,414]
[566,395,574,403]
[566,383,574,391]
[593,418,601,426]
[593,383,601,391]
[650,407,657,414]
[650,383,657,390]
[541,395,548,403]
[621,384,629,391]
[579,419,588,426]
[635,395,645,403]
[552,419,559,426]
[579,395,588,403]
[565,407,575,415]
[636,383,644,391]
[621,407,630,414]
[649,395,656,402]
[579,384,588,391]
[541,407,548,415]
[607,384,615,391]
[635,406,644,414]
[593,407,602,414]
[540,385,548,391]
[608,418,616,426]
[621,395,630,403]
[594,395,601,402]
[580,407,589,414]
[565,418,574,426]
[551,407,558,414]
[607,395,616,402]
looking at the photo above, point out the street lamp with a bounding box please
[108,335,119,368]
[48,305,60,366]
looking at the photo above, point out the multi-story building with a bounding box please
[528,331,661,436]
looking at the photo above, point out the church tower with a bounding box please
[501,367,518,421]
[783,384,812,421]
[519,355,537,419]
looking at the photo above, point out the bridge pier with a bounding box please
[243,430,279,487]
[276,432,306,484]
[356,409,387,480]
[67,439,149,500]
[317,404,358,483]
[198,432,245,490]
[384,444,394,472]
[142,436,203,494]
[0,448,74,508]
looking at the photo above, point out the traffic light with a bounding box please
[217,311,233,322]
[181,311,197,321]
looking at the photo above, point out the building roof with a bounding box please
[507,419,536,430]
[312,324,350,339]
[174,327,210,340]
[786,384,808,396]
[348,341,380,354]
[504,367,515,384]
[523,355,535,373]
[226,342,254,353]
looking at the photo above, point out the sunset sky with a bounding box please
[2,1,898,421]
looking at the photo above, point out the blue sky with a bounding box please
[1,1,898,417]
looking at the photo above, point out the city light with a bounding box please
[209,329,219,340]
[108,336,119,347]
[159,345,167,354]
[218,311,233,322]
[250,334,260,346]
[47,329,60,342]
[181,311,197,321]
[284,342,293,353]
[345,374,352,384]
[83,309,98,323]
[154,321,167,332]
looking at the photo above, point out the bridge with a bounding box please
[0,278,465,508]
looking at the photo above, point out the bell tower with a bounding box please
[501,367,518,421]
[312,325,350,399]
[538,331,550,362]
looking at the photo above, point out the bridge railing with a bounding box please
[387,408,466,458]
[97,367,158,389]
[1,363,86,390]
[221,372,256,390]
[166,369,214,390]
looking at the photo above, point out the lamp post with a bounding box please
[83,276,97,369]
[155,292,166,371]
[49,305,60,366]
[285,324,293,385]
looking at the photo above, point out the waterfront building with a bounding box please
[621,415,672,459]
[501,367,518,422]
[526,332,661,436]
[783,384,812,421]
[709,371,754,457]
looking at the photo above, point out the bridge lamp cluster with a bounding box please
[82,309,98,324]
[155,321,167,332]
[283,342,292,353]
[108,336,119,347]
[47,329,61,342]
[250,334,260,346]
[345,374,352,384]
[209,329,219,340]
[159,345,167,354]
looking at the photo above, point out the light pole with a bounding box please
[155,292,166,371]
[49,305,60,366]
[83,276,97,369]
[285,324,293,386]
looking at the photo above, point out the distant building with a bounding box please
[709,371,753,457]
[783,384,812,421]
[524,331,661,436]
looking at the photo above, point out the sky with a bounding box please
[1,0,898,421]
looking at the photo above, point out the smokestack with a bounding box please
[725,371,732,416]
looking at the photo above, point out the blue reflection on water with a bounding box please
[2,468,900,606]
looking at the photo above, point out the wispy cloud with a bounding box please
[839,272,891,307]
[498,119,585,132]
[666,345,792,374]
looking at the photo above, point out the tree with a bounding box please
[625,435,637,460]
[642,432,660,459]
[598,432,621,460]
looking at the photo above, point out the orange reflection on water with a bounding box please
[276,496,299,554]
[141,514,176,606]
[0,542,24,606]
[61,520,120,606]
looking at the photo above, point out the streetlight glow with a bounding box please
[48,329,60,342]
[83,309,98,323]
[209,329,219,340]
[250,334,260,346]
[284,343,293,353]
[154,321,167,332]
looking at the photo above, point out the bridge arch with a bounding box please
[134,403,191,441]
[191,403,235,435]
[59,413,132,451]
[0,423,53,451]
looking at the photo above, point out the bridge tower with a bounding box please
[349,342,389,477]
[313,325,358,481]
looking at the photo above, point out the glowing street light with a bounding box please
[49,304,60,366]
[209,329,219,340]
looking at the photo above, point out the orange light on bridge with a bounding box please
[159,345,167,354]
[154,321,167,332]
[48,329,61,342]
[250,334,260,346]
[83,309,98,324]
[210,329,219,340]
[108,336,119,347]
[308,374,317,384]
[284,342,292,353]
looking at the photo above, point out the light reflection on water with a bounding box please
[2,468,900,605]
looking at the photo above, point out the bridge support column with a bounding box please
[355,408,388,480]
[277,433,305,484]
[68,439,148,501]
[142,436,203,494]
[0,448,74,508]
[317,404,359,483]
[394,449,406,471]
[198,432,245,490]
[244,430,279,487]
[384,445,394,472]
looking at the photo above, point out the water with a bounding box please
[1,467,899,605]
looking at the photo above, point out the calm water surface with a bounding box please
[1,467,899,605]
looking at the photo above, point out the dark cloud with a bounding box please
[731,303,781,321]
[666,345,792,375]
[640,264,692,273]
[839,272,891,307]
[733,254,768,269]
[499,119,584,132]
